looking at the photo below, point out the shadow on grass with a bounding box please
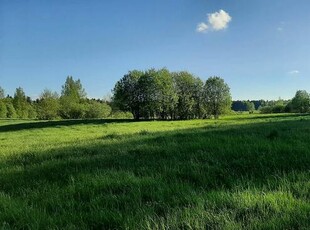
[0,119,137,132]
[1,118,309,190]
[0,113,308,133]
[0,118,309,228]
[230,113,309,120]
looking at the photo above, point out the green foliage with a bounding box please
[5,101,17,118]
[113,70,232,120]
[154,68,178,119]
[37,89,60,120]
[260,105,286,114]
[60,77,87,119]
[84,101,112,118]
[258,93,310,114]
[245,101,255,113]
[59,97,86,119]
[27,104,37,119]
[137,69,159,119]
[173,71,198,119]
[13,87,29,118]
[203,76,232,119]
[110,110,134,119]
[2,75,308,122]
[0,114,309,228]
[12,87,36,119]
[0,100,7,118]
[61,76,86,101]
[113,70,144,120]
[291,90,310,113]
[192,77,205,118]
[259,106,273,114]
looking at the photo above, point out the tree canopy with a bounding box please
[113,69,232,120]
[37,89,60,120]
[203,76,232,119]
[291,90,310,113]
[61,76,86,101]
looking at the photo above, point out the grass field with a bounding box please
[0,114,309,229]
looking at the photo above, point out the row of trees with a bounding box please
[231,90,310,114]
[290,90,310,113]
[0,77,132,120]
[1,72,309,120]
[232,100,289,114]
[113,69,232,120]
[0,87,37,119]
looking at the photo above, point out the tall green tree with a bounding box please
[245,101,255,114]
[13,87,30,118]
[61,76,86,101]
[0,101,7,118]
[203,76,232,119]
[113,70,144,120]
[60,76,87,119]
[154,68,178,119]
[0,87,6,117]
[291,90,310,113]
[37,89,60,120]
[173,71,197,119]
[5,98,17,118]
[137,69,159,119]
[192,77,205,119]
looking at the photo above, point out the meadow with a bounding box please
[0,114,309,229]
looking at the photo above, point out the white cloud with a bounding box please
[208,10,232,31]
[289,70,300,75]
[197,9,232,33]
[196,22,208,33]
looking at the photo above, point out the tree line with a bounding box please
[1,69,309,120]
[113,69,232,120]
[0,76,132,120]
[232,91,310,114]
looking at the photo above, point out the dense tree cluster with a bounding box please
[0,77,132,120]
[113,68,232,120]
[259,99,291,114]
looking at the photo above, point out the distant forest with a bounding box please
[0,68,309,120]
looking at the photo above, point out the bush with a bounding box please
[84,101,112,119]
[59,97,86,119]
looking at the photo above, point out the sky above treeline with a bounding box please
[1,0,309,100]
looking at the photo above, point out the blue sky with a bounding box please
[1,0,309,100]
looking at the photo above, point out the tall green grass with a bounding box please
[0,114,309,229]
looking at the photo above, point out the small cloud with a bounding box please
[197,9,232,33]
[277,27,283,31]
[208,10,232,31]
[289,70,300,75]
[196,22,209,33]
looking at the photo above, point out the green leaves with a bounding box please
[291,90,310,113]
[113,69,231,120]
[203,76,232,119]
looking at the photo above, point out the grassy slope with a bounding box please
[0,114,309,229]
